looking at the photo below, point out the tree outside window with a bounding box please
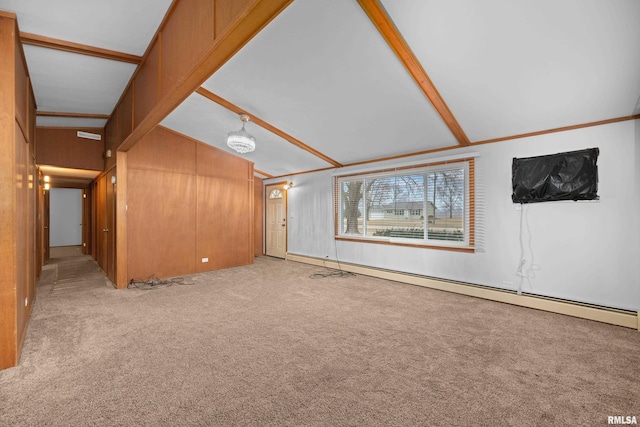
[336,160,471,246]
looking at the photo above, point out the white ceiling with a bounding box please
[3,0,173,55]
[382,0,640,142]
[196,0,459,165]
[24,45,137,115]
[2,0,639,179]
[0,0,172,128]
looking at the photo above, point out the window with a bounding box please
[269,189,283,199]
[335,159,474,250]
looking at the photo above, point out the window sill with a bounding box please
[335,236,475,253]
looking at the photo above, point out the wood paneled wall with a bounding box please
[14,31,27,136]
[0,91,17,371]
[111,0,291,152]
[196,143,254,271]
[125,126,254,282]
[0,13,37,370]
[159,0,214,97]
[133,40,160,128]
[214,0,252,38]
[35,127,105,171]
[101,0,290,287]
[104,114,118,171]
[0,5,291,366]
[120,87,134,143]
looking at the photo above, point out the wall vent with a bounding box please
[77,131,102,141]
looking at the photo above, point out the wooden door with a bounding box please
[265,184,287,258]
[106,169,116,282]
[96,175,107,271]
[95,172,116,282]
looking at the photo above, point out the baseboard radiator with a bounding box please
[286,253,639,331]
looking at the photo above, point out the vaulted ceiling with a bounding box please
[3,0,640,180]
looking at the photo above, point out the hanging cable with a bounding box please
[516,204,526,295]
[516,203,541,295]
[127,275,192,290]
[310,170,356,280]
[523,203,541,283]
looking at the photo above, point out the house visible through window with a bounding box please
[335,159,474,249]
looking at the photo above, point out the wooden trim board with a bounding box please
[36,111,110,119]
[357,0,470,147]
[286,253,639,330]
[20,32,142,64]
[196,87,342,167]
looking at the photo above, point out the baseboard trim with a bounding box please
[286,253,639,330]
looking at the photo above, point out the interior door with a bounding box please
[96,175,107,272]
[95,171,116,282]
[265,184,287,258]
[105,169,116,282]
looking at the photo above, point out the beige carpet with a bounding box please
[1,255,638,426]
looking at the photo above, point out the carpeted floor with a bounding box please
[1,254,638,426]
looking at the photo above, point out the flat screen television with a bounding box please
[512,148,599,204]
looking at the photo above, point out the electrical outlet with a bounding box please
[202,258,209,263]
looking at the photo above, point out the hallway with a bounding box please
[40,246,113,296]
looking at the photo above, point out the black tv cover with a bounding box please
[512,148,599,203]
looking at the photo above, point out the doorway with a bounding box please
[265,184,287,258]
[94,171,116,283]
[49,188,83,248]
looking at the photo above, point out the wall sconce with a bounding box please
[283,181,294,190]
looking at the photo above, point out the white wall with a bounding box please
[274,120,640,311]
[49,188,83,247]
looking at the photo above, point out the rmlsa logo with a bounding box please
[608,416,637,425]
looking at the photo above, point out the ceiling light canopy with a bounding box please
[227,114,256,154]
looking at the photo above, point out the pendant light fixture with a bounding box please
[227,114,256,154]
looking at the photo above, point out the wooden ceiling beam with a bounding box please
[254,168,273,179]
[196,87,343,168]
[20,32,142,64]
[472,114,640,145]
[37,111,110,119]
[118,0,294,152]
[357,0,470,147]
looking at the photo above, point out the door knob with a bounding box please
[103,228,109,232]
